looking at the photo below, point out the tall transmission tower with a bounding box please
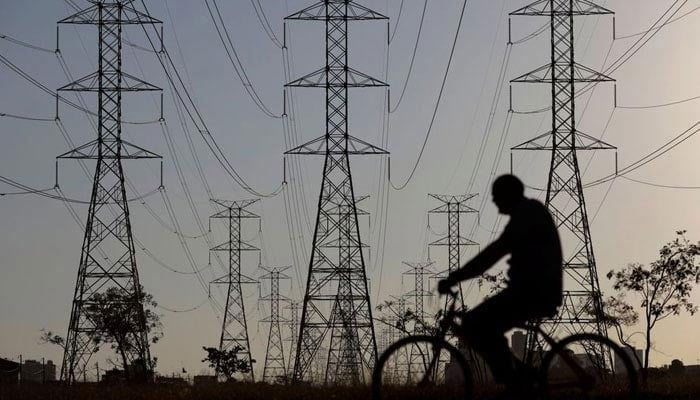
[402,261,435,334]
[509,0,616,363]
[56,1,163,383]
[428,194,478,310]
[285,300,301,374]
[285,0,389,384]
[403,261,435,380]
[260,267,292,384]
[209,199,260,382]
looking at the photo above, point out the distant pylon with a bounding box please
[402,261,435,334]
[509,0,616,367]
[209,199,260,382]
[385,295,408,380]
[285,0,389,385]
[260,266,292,384]
[403,261,436,380]
[57,0,163,383]
[428,194,479,311]
[284,300,301,374]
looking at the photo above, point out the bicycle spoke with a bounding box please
[372,336,472,400]
[540,334,639,400]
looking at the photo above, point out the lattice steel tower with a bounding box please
[509,0,616,361]
[209,199,260,381]
[285,0,388,384]
[428,194,478,310]
[402,261,435,334]
[57,1,162,383]
[260,267,291,383]
[285,300,301,374]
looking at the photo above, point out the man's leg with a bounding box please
[458,291,528,385]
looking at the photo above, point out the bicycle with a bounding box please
[372,290,638,400]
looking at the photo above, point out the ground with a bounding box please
[1,379,699,400]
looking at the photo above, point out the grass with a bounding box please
[1,378,699,400]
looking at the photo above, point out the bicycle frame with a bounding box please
[438,291,594,389]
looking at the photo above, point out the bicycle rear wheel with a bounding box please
[372,335,473,400]
[539,333,639,400]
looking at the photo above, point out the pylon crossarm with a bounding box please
[59,71,161,92]
[510,0,613,16]
[57,139,162,160]
[59,3,162,25]
[428,203,478,214]
[285,1,387,21]
[512,130,616,151]
[429,236,478,247]
[285,135,388,155]
[428,193,477,205]
[511,62,614,83]
[285,67,387,88]
[210,241,259,252]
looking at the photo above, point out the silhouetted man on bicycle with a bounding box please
[438,174,563,391]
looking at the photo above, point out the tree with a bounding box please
[202,346,253,381]
[82,286,163,378]
[39,329,66,350]
[607,230,700,378]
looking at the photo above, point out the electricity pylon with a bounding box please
[402,261,435,334]
[509,0,616,366]
[260,267,292,384]
[285,0,388,384]
[403,261,436,380]
[428,194,479,311]
[57,0,162,383]
[209,199,260,382]
[284,300,301,374]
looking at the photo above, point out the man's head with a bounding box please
[492,174,525,215]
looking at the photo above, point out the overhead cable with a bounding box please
[250,0,283,49]
[390,0,469,191]
[136,0,283,198]
[204,0,282,118]
[389,0,427,113]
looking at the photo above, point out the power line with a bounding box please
[617,94,700,109]
[388,0,427,113]
[0,112,54,122]
[250,0,283,49]
[204,0,282,118]
[137,0,284,198]
[0,52,159,125]
[0,33,54,53]
[615,4,700,40]
[389,0,406,44]
[585,120,700,188]
[620,175,700,190]
[157,297,210,313]
[389,0,470,191]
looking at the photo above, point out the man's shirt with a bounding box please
[502,199,563,306]
[449,198,563,310]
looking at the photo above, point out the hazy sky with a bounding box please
[1,0,700,378]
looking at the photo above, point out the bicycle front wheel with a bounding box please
[539,333,639,400]
[371,335,473,400]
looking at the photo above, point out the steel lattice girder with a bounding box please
[59,1,162,383]
[287,0,386,384]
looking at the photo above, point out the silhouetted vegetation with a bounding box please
[201,346,253,382]
[607,230,700,379]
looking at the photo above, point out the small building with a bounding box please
[615,347,643,374]
[193,375,217,385]
[0,358,19,384]
[683,364,700,377]
[21,359,56,383]
[155,375,188,386]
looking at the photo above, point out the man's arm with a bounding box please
[445,236,509,284]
